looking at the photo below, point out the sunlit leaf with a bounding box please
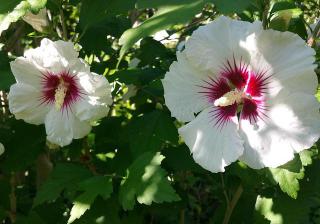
[0,0,47,36]
[119,0,208,59]
[119,151,180,210]
[68,176,113,223]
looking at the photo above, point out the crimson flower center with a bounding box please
[199,57,271,127]
[40,71,83,111]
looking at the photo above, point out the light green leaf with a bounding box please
[33,163,92,207]
[299,148,317,167]
[316,87,320,102]
[268,157,304,199]
[0,0,47,36]
[68,176,113,223]
[256,160,320,224]
[119,151,180,210]
[269,8,302,31]
[119,0,208,59]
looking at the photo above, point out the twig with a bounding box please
[262,0,270,29]
[59,3,68,40]
[222,184,243,224]
[179,209,185,224]
[36,152,53,189]
[308,19,320,47]
[9,173,16,223]
[220,173,230,206]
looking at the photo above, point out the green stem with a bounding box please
[222,184,243,224]
[308,19,320,47]
[59,2,68,40]
[262,0,270,29]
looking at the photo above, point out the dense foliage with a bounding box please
[0,0,320,223]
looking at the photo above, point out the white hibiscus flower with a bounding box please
[162,16,320,172]
[8,38,112,147]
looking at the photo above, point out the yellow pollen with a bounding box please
[214,90,243,107]
[54,79,68,110]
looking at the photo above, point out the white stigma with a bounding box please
[54,79,68,110]
[214,90,243,107]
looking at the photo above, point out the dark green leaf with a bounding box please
[212,0,253,14]
[127,110,178,156]
[33,163,92,207]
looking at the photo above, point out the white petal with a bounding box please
[24,38,79,73]
[8,83,49,125]
[10,57,43,88]
[74,72,112,122]
[179,108,244,172]
[240,91,320,168]
[184,16,262,73]
[246,29,317,97]
[70,115,92,139]
[162,52,209,122]
[44,109,91,147]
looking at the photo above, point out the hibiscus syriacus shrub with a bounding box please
[0,1,320,223]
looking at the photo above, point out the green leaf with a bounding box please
[212,0,253,14]
[33,163,92,207]
[127,110,178,156]
[256,160,320,224]
[79,0,135,30]
[0,51,15,90]
[299,149,317,167]
[68,176,113,223]
[0,119,45,173]
[109,68,164,85]
[269,8,302,31]
[119,151,180,210]
[267,157,304,199]
[0,0,47,36]
[119,0,207,59]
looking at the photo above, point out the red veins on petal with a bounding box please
[40,70,84,111]
[199,56,270,126]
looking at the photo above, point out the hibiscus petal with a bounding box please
[246,29,317,97]
[74,72,112,122]
[8,83,49,125]
[240,91,320,168]
[184,16,262,73]
[24,38,79,73]
[162,52,209,122]
[45,109,91,147]
[179,107,244,172]
[10,57,43,88]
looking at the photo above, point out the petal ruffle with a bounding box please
[162,52,210,122]
[240,91,320,168]
[8,83,49,125]
[179,107,244,172]
[24,38,79,73]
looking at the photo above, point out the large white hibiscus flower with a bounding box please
[8,38,112,147]
[162,16,320,172]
